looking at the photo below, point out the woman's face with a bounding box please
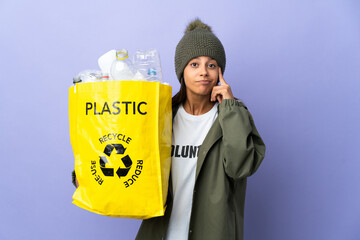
[183,56,219,98]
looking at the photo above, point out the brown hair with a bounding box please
[172,77,187,107]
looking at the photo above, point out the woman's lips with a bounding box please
[197,80,211,84]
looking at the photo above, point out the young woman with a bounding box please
[135,19,266,240]
[72,19,265,240]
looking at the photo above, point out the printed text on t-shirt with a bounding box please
[171,145,201,158]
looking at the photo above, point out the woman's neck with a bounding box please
[183,95,215,115]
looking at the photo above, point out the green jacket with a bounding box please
[136,99,266,240]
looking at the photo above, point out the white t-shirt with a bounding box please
[166,103,218,240]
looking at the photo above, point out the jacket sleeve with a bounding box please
[218,99,266,179]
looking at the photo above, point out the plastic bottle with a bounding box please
[101,72,110,81]
[73,70,102,83]
[98,49,116,81]
[134,49,162,82]
[110,50,134,81]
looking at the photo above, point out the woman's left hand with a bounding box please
[210,67,234,104]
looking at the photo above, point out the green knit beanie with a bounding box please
[175,19,226,82]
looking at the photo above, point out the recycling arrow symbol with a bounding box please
[99,144,133,178]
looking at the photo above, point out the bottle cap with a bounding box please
[116,50,129,60]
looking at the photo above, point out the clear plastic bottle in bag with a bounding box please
[98,49,116,81]
[134,49,162,82]
[73,70,102,83]
[110,50,134,81]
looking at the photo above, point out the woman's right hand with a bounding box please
[75,177,79,188]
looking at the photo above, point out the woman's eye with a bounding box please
[190,62,198,67]
[208,63,217,68]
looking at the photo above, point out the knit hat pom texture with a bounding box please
[185,19,212,33]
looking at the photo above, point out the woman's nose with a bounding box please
[199,64,208,76]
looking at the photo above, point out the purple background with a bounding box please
[1,0,359,239]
